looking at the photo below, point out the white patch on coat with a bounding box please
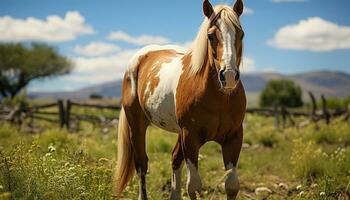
[144,81,151,101]
[185,160,202,196]
[170,167,183,200]
[218,19,237,71]
[225,163,240,197]
[129,71,137,97]
[145,56,183,133]
[127,45,185,97]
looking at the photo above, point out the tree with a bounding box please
[260,79,303,108]
[0,43,72,99]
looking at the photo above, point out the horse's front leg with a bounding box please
[220,126,243,200]
[181,128,203,200]
[170,135,184,200]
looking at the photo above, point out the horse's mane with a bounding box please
[187,5,242,75]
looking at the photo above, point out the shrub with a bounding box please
[260,79,303,108]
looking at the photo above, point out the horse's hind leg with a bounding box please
[170,135,184,200]
[124,104,149,200]
[220,126,243,200]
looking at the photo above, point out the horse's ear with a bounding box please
[203,0,214,18]
[233,0,244,17]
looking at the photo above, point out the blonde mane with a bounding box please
[188,5,242,75]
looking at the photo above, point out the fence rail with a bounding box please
[1,91,349,131]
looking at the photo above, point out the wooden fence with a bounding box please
[246,92,349,129]
[0,100,121,130]
[1,92,349,131]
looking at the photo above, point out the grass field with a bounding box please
[0,114,349,200]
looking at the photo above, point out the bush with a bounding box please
[260,79,303,108]
[89,93,104,99]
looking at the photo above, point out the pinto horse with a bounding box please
[115,0,246,199]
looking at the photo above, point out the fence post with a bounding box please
[65,99,71,129]
[321,95,330,124]
[308,91,320,129]
[58,100,65,128]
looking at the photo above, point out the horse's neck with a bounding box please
[199,53,221,93]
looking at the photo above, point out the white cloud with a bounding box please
[69,49,137,83]
[74,42,120,57]
[0,11,94,42]
[271,0,306,3]
[243,7,254,15]
[268,17,350,52]
[240,57,257,73]
[107,31,171,46]
[68,37,191,84]
[70,47,259,84]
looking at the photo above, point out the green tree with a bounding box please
[260,79,303,108]
[0,43,72,99]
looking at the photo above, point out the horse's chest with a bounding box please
[143,57,183,133]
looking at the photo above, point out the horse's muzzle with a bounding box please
[219,69,240,90]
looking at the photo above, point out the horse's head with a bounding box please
[203,0,244,93]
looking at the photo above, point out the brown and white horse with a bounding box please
[115,0,246,199]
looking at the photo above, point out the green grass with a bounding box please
[0,114,350,200]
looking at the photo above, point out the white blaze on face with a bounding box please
[218,19,237,71]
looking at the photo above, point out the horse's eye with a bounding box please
[208,33,216,41]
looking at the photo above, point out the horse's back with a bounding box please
[125,45,185,133]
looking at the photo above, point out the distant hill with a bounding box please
[241,71,350,105]
[30,81,123,100]
[30,70,350,105]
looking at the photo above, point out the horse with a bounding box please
[115,0,246,199]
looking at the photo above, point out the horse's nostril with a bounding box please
[219,70,225,82]
[235,70,240,81]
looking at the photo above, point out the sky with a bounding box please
[0,0,350,92]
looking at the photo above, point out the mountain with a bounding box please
[242,71,350,97]
[240,71,350,105]
[29,71,350,105]
[29,81,123,99]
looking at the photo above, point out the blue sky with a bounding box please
[1,0,350,92]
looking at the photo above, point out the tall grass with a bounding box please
[0,114,349,199]
[0,131,114,200]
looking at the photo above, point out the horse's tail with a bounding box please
[115,107,135,194]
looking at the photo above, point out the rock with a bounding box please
[273,183,278,189]
[255,187,272,198]
[278,183,288,190]
[298,191,305,196]
[102,127,109,134]
[242,143,251,148]
[296,184,302,190]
